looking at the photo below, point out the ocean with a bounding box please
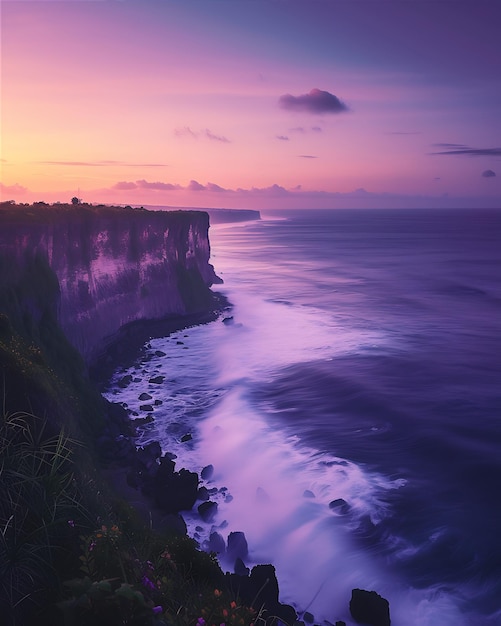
[104,208,501,625]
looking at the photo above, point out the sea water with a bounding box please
[104,209,501,625]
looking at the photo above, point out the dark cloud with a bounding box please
[431,144,501,157]
[482,169,496,178]
[187,180,206,191]
[276,135,289,141]
[298,155,318,159]
[279,88,348,114]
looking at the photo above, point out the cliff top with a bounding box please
[0,201,208,225]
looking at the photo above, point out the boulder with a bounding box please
[227,531,248,562]
[234,557,249,576]
[201,464,214,480]
[139,404,154,412]
[138,392,152,401]
[154,462,199,513]
[208,531,226,555]
[349,589,391,626]
[149,375,165,384]
[198,500,218,522]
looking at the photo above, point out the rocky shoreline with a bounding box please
[94,309,391,626]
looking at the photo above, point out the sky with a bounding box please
[1,0,501,210]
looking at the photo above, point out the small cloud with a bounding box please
[206,182,227,192]
[187,180,206,191]
[39,160,166,167]
[136,179,181,191]
[113,181,137,190]
[482,169,496,178]
[0,182,28,195]
[279,88,348,114]
[434,177,441,181]
[311,126,323,133]
[174,126,198,139]
[385,131,421,135]
[298,155,318,159]
[205,129,230,143]
[431,144,501,157]
[276,135,290,141]
[289,127,305,133]
[175,127,230,143]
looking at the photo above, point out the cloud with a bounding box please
[386,131,421,136]
[205,129,230,143]
[112,180,181,191]
[298,155,318,159]
[276,135,290,141]
[205,182,227,192]
[289,127,305,133]
[482,169,496,178]
[39,160,166,167]
[279,88,348,114]
[311,126,323,133]
[187,180,206,191]
[0,182,28,195]
[431,144,501,157]
[113,181,138,190]
[174,127,231,143]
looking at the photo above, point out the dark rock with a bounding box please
[303,611,314,623]
[201,464,214,480]
[138,392,152,401]
[154,399,163,406]
[335,622,347,626]
[234,557,249,576]
[133,377,142,383]
[176,340,184,345]
[227,531,248,562]
[222,316,234,325]
[303,489,315,498]
[207,487,218,495]
[225,494,233,503]
[118,374,133,388]
[329,498,351,515]
[158,513,187,536]
[208,531,226,555]
[139,404,154,412]
[154,461,199,513]
[198,500,218,522]
[349,589,391,626]
[180,433,192,442]
[149,375,165,384]
[132,414,154,426]
[197,486,210,501]
[155,350,166,357]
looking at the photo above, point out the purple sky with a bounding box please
[1,0,500,208]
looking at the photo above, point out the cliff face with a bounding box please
[0,205,221,363]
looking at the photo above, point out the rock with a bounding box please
[149,375,165,384]
[155,350,166,357]
[154,399,163,406]
[154,461,199,513]
[329,498,351,515]
[138,392,152,401]
[197,486,209,501]
[234,557,249,576]
[303,611,314,623]
[180,433,192,442]
[222,316,234,325]
[118,374,133,388]
[133,377,142,383]
[198,500,218,522]
[349,589,391,626]
[208,531,226,555]
[303,489,315,498]
[201,464,214,480]
[227,531,248,562]
[176,340,184,345]
[139,404,154,412]
[224,494,233,503]
[335,622,347,626]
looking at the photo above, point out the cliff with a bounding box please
[0,203,221,364]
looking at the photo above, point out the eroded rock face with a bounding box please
[0,206,220,363]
